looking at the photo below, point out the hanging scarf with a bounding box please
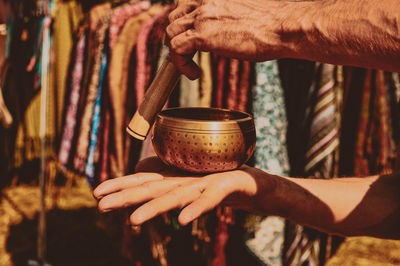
[199,52,212,108]
[245,60,290,266]
[286,63,342,266]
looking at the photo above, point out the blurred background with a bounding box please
[1,0,400,265]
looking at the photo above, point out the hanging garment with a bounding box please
[238,61,251,112]
[52,0,83,137]
[227,58,239,110]
[304,63,340,177]
[58,33,86,166]
[226,59,251,112]
[353,69,373,176]
[135,5,171,107]
[85,43,108,184]
[64,4,107,171]
[214,55,227,108]
[99,108,111,182]
[73,8,112,173]
[285,63,342,266]
[108,1,150,50]
[338,67,366,175]
[354,70,397,175]
[245,60,290,266]
[136,5,172,161]
[95,1,149,181]
[108,4,163,177]
[199,52,212,107]
[12,15,56,169]
[371,70,396,173]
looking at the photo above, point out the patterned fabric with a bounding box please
[136,6,172,161]
[199,52,212,107]
[108,1,150,50]
[371,70,396,173]
[52,0,83,136]
[286,63,341,266]
[246,60,290,266]
[227,59,239,110]
[73,9,112,173]
[354,70,397,175]
[135,5,171,107]
[215,55,226,108]
[238,61,251,112]
[58,34,86,165]
[108,5,161,177]
[304,63,339,177]
[252,61,290,175]
[85,45,107,183]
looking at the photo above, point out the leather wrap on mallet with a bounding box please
[127,56,181,140]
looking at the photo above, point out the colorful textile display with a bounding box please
[3,1,400,266]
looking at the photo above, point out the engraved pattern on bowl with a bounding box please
[151,107,256,173]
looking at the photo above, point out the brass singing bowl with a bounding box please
[151,107,256,173]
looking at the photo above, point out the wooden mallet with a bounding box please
[126,56,181,140]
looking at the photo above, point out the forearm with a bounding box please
[252,171,400,239]
[277,0,400,72]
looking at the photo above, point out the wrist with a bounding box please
[247,168,285,215]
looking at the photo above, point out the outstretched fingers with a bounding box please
[97,178,192,212]
[93,172,164,199]
[129,180,207,225]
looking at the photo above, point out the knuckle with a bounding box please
[168,12,177,23]
[117,192,130,207]
[140,182,152,193]
[189,30,204,51]
[165,25,175,39]
[169,38,179,51]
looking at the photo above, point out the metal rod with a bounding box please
[37,16,51,264]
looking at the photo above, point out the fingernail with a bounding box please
[92,189,102,199]
[93,193,103,200]
[99,208,111,213]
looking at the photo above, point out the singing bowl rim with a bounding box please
[155,107,254,131]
